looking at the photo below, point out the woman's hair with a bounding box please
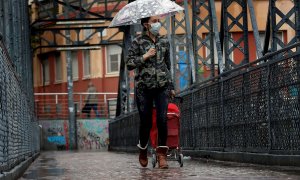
[141,17,150,31]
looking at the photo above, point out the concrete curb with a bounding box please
[183,150,300,167]
[109,146,300,167]
[0,153,40,180]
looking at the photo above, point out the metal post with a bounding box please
[64,26,77,150]
[248,0,263,58]
[166,16,175,83]
[61,3,77,150]
[74,104,78,149]
[263,7,271,55]
[116,41,128,116]
[270,0,277,52]
[116,0,135,116]
[222,0,230,71]
[66,48,76,150]
[184,0,196,84]
[170,16,177,89]
[209,0,224,74]
[242,1,249,64]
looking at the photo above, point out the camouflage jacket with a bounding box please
[126,33,174,90]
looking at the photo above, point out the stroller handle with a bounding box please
[171,96,183,104]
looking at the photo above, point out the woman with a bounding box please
[126,16,175,169]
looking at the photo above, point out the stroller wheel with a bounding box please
[178,154,183,167]
[152,153,156,168]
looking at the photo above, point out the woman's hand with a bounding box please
[170,90,175,99]
[143,48,156,60]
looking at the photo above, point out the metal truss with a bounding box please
[31,0,126,51]
[192,0,217,81]
[268,0,300,52]
[116,0,135,116]
[169,0,195,90]
[222,0,249,70]
[116,26,131,116]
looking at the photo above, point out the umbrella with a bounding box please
[109,0,184,27]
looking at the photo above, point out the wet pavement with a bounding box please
[20,151,300,180]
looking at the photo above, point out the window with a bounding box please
[55,54,62,82]
[44,104,51,113]
[205,37,217,65]
[174,35,187,59]
[42,57,50,85]
[99,29,107,37]
[84,25,93,39]
[56,104,62,114]
[71,51,79,80]
[259,31,283,52]
[83,50,91,77]
[74,102,80,113]
[175,35,186,53]
[107,45,122,74]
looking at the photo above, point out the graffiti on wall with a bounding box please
[39,119,109,150]
[47,136,66,145]
[77,120,109,150]
[39,120,69,150]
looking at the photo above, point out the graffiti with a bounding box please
[47,136,66,150]
[77,120,109,150]
[47,127,63,135]
[78,134,109,150]
[47,136,66,145]
[39,119,109,150]
[39,120,69,150]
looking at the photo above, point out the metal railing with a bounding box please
[109,42,300,155]
[0,0,40,173]
[0,28,40,174]
[34,92,134,119]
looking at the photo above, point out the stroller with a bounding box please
[150,98,183,167]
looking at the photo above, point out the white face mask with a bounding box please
[149,22,161,36]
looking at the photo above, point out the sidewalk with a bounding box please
[20,151,300,180]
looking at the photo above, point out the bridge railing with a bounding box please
[0,38,40,172]
[109,42,300,155]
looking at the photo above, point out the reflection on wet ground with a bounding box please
[19,151,300,180]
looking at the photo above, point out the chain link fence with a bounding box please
[0,0,40,173]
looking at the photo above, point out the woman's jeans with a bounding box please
[136,87,168,148]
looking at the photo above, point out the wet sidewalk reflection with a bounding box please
[20,151,300,180]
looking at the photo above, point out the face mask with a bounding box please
[149,22,161,36]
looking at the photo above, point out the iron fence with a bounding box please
[0,39,40,173]
[0,0,40,173]
[109,43,300,155]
